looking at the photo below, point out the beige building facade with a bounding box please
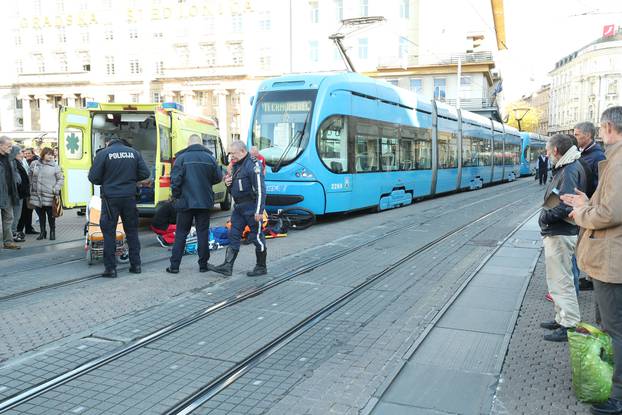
[0,0,421,146]
[548,32,622,135]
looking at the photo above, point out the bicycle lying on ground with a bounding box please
[266,207,316,231]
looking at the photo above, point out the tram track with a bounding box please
[0,182,538,413]
[164,205,540,415]
[0,180,529,304]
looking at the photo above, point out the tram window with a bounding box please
[159,125,171,162]
[380,127,398,171]
[402,126,432,170]
[493,137,503,165]
[462,135,475,167]
[355,122,380,173]
[318,116,348,173]
[477,137,492,166]
[438,130,457,169]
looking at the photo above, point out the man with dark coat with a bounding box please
[0,136,20,250]
[166,134,223,273]
[537,151,549,185]
[539,134,589,342]
[88,137,150,278]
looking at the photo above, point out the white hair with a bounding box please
[188,134,202,145]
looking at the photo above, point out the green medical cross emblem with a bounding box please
[66,133,80,154]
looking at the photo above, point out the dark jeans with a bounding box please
[17,202,35,232]
[100,197,140,271]
[594,280,622,399]
[35,206,55,230]
[229,203,265,252]
[170,209,211,269]
[538,170,548,185]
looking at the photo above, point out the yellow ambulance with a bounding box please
[57,102,231,215]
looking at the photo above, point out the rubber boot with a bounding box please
[49,227,56,241]
[212,247,238,277]
[36,223,47,240]
[247,249,267,277]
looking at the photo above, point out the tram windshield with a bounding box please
[251,90,316,168]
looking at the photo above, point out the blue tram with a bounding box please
[519,132,548,176]
[248,72,522,215]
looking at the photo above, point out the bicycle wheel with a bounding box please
[280,207,316,230]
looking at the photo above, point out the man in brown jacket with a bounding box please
[562,106,622,415]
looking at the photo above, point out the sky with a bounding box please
[498,0,622,101]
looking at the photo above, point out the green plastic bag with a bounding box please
[568,322,614,403]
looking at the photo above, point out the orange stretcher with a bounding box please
[84,196,128,265]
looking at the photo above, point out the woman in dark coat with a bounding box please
[11,146,30,242]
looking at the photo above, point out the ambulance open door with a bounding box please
[58,107,93,208]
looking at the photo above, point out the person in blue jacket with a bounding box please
[166,134,223,274]
[88,137,150,278]
[213,140,267,277]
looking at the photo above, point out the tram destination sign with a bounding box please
[261,101,311,113]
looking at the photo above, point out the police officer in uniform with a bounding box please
[88,137,150,278]
[213,140,267,277]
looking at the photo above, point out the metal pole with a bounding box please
[289,0,293,73]
[456,55,462,108]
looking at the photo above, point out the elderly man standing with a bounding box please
[0,136,21,250]
[563,106,622,415]
[539,133,588,342]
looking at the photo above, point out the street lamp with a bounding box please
[512,107,531,131]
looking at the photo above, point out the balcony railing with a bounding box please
[443,97,497,109]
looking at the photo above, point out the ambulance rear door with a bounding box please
[58,107,92,208]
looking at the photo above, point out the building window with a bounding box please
[81,29,89,43]
[56,0,64,12]
[15,97,23,109]
[15,31,21,46]
[259,48,271,69]
[176,46,190,66]
[108,95,115,103]
[410,78,422,93]
[80,52,90,71]
[35,54,45,72]
[231,13,242,32]
[358,38,368,59]
[434,78,446,100]
[360,0,368,17]
[152,92,163,103]
[201,43,216,66]
[460,75,472,88]
[104,27,114,41]
[399,37,408,58]
[16,60,23,74]
[309,40,319,63]
[58,53,68,72]
[57,28,66,43]
[105,56,115,75]
[128,27,139,39]
[335,0,343,21]
[196,91,208,106]
[154,60,164,75]
[35,31,44,45]
[258,11,271,31]
[387,79,398,86]
[153,32,163,39]
[399,0,409,18]
[608,80,618,95]
[131,94,140,103]
[204,16,215,35]
[129,58,141,74]
[310,1,319,23]
[229,42,243,65]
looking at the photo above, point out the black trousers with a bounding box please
[35,206,55,230]
[101,197,140,271]
[594,280,622,399]
[538,169,548,185]
[17,202,35,232]
[169,209,211,269]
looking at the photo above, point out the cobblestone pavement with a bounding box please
[0,179,546,414]
[491,255,595,415]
